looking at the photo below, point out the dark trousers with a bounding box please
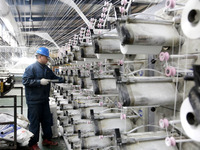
[28,102,53,147]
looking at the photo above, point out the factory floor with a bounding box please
[18,136,66,150]
[0,84,67,150]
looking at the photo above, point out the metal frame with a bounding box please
[0,86,24,149]
[13,87,23,115]
[0,95,17,149]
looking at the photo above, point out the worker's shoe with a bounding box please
[29,144,41,150]
[42,139,58,146]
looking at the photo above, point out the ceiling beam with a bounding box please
[15,16,82,22]
[7,0,102,6]
[20,25,84,31]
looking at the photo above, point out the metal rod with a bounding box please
[121,76,174,83]
[14,87,23,114]
[0,106,22,108]
[14,95,17,149]
[136,136,166,142]
[123,105,160,109]
[167,7,184,12]
[169,120,181,125]
[0,121,15,125]
[21,87,23,114]
[170,54,198,59]
[176,139,194,143]
[62,135,73,150]
[49,79,60,82]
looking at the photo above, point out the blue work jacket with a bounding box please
[22,61,62,104]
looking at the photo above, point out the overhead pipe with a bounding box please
[0,0,25,46]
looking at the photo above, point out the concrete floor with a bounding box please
[18,136,67,150]
[0,84,67,150]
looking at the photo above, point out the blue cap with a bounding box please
[36,47,49,57]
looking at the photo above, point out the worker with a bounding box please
[22,47,64,150]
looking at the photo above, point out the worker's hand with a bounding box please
[40,78,49,85]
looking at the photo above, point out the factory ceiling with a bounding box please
[4,0,154,49]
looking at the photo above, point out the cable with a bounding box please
[127,68,165,76]
[126,124,164,134]
[46,0,106,47]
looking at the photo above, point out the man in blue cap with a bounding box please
[22,47,63,150]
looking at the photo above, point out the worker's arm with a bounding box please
[22,67,41,87]
[49,69,65,83]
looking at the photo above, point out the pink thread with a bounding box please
[118,60,124,65]
[170,67,176,76]
[118,102,122,108]
[121,0,127,6]
[99,135,104,139]
[102,7,107,13]
[99,18,104,23]
[99,102,103,106]
[165,66,176,77]
[87,121,91,124]
[98,23,102,28]
[98,95,102,99]
[164,52,170,61]
[101,13,106,18]
[165,137,171,146]
[90,18,95,22]
[98,62,102,66]
[170,137,176,146]
[159,52,170,61]
[104,1,109,7]
[86,33,90,36]
[99,70,103,74]
[159,118,169,128]
[120,114,126,120]
[119,6,125,14]
[166,0,176,9]
[87,29,90,33]
[165,67,172,77]
[165,137,176,146]
[86,39,90,43]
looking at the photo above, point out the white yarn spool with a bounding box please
[181,0,200,39]
[180,97,200,142]
[58,126,64,136]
